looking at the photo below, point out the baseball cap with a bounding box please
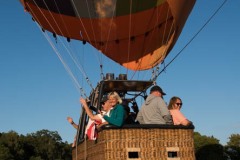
[150,85,166,95]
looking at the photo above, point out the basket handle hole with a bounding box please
[128,151,139,158]
[168,151,178,158]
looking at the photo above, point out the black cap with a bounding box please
[150,85,166,95]
[101,96,108,103]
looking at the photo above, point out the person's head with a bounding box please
[168,96,183,110]
[150,85,166,98]
[108,91,122,107]
[101,96,112,111]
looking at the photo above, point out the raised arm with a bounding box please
[80,98,102,121]
[67,117,78,129]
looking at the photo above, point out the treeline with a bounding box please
[0,130,72,160]
[194,132,240,160]
[0,129,239,160]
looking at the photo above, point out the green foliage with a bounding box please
[227,134,240,147]
[224,134,240,160]
[0,144,14,160]
[1,130,239,160]
[194,132,228,160]
[0,130,72,160]
[195,144,227,160]
[194,132,219,151]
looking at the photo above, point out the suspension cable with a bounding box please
[100,0,118,79]
[126,0,133,76]
[31,0,95,91]
[71,0,108,80]
[151,6,174,80]
[151,0,229,81]
[26,2,89,98]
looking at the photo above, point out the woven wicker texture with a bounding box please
[72,128,195,160]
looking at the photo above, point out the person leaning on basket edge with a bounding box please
[168,96,192,126]
[136,85,173,124]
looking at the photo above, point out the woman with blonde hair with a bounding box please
[101,91,125,127]
[168,96,192,126]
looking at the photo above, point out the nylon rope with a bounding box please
[152,0,229,81]
[84,136,87,160]
[102,0,117,57]
[32,0,95,90]
[27,5,88,158]
[98,0,115,77]
[126,0,133,77]
[84,0,106,75]
[52,0,83,72]
[52,0,87,77]
[43,30,88,98]
[84,0,97,45]
[52,0,71,41]
[44,0,94,90]
[84,0,106,79]
[150,6,174,81]
[130,1,161,80]
[70,0,91,44]
[130,3,168,80]
[26,2,89,98]
[128,0,143,80]
[99,0,104,78]
[150,6,172,80]
[45,0,94,90]
[100,0,118,79]
[70,0,102,66]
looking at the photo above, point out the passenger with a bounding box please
[100,91,126,127]
[66,117,78,147]
[67,96,110,130]
[130,102,139,121]
[80,96,112,123]
[168,96,192,126]
[67,97,111,143]
[122,100,136,124]
[123,101,139,124]
[136,85,173,124]
[67,116,78,129]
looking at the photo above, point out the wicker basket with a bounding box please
[72,124,195,160]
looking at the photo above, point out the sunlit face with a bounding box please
[101,100,111,111]
[174,99,183,110]
[152,91,163,98]
[108,95,118,107]
[157,91,163,98]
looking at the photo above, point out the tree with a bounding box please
[194,132,220,151]
[227,134,240,147]
[224,134,240,160]
[27,129,63,160]
[194,132,227,160]
[0,131,28,160]
[0,130,72,160]
[0,144,14,160]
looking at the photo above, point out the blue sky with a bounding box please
[0,0,239,145]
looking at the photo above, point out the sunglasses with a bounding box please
[176,103,183,106]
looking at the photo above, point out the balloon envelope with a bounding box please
[20,0,195,70]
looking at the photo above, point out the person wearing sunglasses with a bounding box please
[168,96,192,126]
[67,96,112,145]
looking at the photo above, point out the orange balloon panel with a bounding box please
[20,0,195,70]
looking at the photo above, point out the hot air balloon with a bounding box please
[20,0,195,71]
[20,0,196,159]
